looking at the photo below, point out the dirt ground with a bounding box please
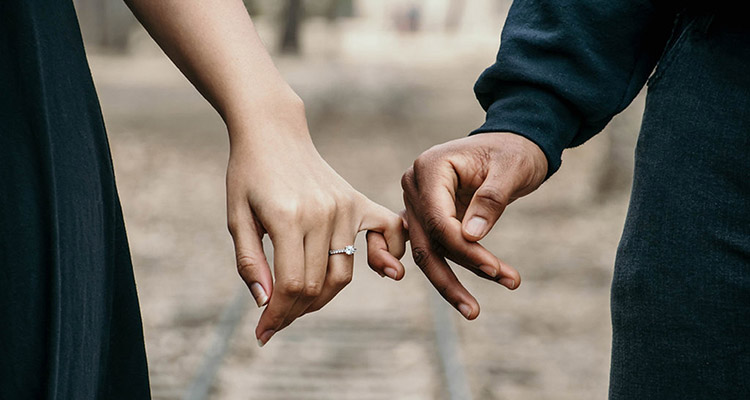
[88,12,646,400]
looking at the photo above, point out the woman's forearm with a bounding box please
[124,0,305,143]
[125,0,407,346]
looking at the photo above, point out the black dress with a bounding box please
[1,1,150,398]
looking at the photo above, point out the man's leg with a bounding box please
[610,13,750,399]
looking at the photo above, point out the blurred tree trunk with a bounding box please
[279,0,303,55]
[74,0,135,50]
[445,0,466,32]
[326,0,354,22]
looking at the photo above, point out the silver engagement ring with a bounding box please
[329,245,356,256]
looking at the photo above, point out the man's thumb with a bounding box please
[461,179,510,241]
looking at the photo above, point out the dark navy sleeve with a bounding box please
[472,0,677,176]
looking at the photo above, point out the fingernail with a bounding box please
[384,267,399,280]
[258,329,275,347]
[250,283,269,307]
[465,216,487,238]
[479,265,497,278]
[458,303,473,319]
[500,278,516,290]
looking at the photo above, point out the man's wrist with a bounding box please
[482,132,549,186]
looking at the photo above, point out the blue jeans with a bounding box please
[609,12,750,399]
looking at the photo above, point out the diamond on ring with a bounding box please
[329,245,356,256]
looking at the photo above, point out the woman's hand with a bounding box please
[226,97,406,347]
[124,0,405,346]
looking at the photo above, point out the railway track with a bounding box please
[176,247,474,400]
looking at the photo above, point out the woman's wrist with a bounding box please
[224,87,312,150]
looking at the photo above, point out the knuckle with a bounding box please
[306,207,326,222]
[401,167,415,191]
[315,193,337,211]
[267,313,286,328]
[437,283,450,298]
[280,279,305,296]
[475,185,508,210]
[412,154,433,175]
[270,202,301,222]
[302,281,324,298]
[307,194,337,220]
[236,253,263,274]
[389,218,401,235]
[333,271,353,287]
[413,144,451,172]
[423,213,448,243]
[411,246,432,269]
[393,209,405,224]
[334,193,356,216]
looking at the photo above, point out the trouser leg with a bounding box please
[609,14,750,400]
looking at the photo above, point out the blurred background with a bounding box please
[74,0,646,399]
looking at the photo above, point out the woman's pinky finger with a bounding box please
[359,201,407,260]
[366,231,405,281]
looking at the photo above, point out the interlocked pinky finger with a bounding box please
[359,201,407,259]
[366,231,404,280]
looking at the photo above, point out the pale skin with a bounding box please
[125,0,548,343]
[125,0,406,346]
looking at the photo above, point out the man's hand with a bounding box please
[401,133,548,319]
